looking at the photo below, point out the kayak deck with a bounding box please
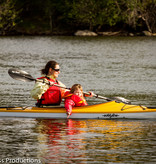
[0,101,156,119]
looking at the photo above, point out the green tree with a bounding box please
[14,0,69,34]
[139,0,156,33]
[66,0,124,31]
[0,0,156,35]
[96,0,124,30]
[0,0,21,35]
[122,0,156,33]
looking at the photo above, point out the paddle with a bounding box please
[8,68,130,104]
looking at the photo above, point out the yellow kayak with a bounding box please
[0,101,156,119]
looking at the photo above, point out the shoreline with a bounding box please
[0,30,156,37]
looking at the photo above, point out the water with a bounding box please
[0,36,156,107]
[0,36,156,163]
[0,118,156,163]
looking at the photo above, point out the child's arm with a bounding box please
[64,99,75,117]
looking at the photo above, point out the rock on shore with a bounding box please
[75,30,97,36]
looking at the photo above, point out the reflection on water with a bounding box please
[35,119,156,163]
[0,118,155,163]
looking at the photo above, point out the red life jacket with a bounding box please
[64,91,88,107]
[37,77,62,105]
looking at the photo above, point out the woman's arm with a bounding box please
[30,80,49,100]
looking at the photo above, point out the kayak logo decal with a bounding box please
[102,113,119,118]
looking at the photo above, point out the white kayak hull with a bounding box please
[0,111,156,119]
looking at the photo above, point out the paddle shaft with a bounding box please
[8,68,130,103]
[8,68,104,99]
[36,78,111,100]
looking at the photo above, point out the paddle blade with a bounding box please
[113,97,131,104]
[8,68,35,82]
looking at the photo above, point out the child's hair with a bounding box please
[70,84,83,93]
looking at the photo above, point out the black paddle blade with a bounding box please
[8,68,35,82]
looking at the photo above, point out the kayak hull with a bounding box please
[0,111,156,119]
[0,101,156,119]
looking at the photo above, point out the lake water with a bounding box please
[0,36,156,163]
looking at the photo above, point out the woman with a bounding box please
[31,60,66,106]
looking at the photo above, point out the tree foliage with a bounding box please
[122,0,156,32]
[0,0,156,35]
[0,0,21,35]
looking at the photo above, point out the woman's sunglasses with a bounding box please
[52,68,60,72]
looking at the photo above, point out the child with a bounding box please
[64,84,93,117]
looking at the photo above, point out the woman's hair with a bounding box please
[70,84,83,93]
[41,60,59,75]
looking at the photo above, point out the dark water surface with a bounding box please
[0,36,156,163]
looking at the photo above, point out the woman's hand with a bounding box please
[48,81,54,86]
